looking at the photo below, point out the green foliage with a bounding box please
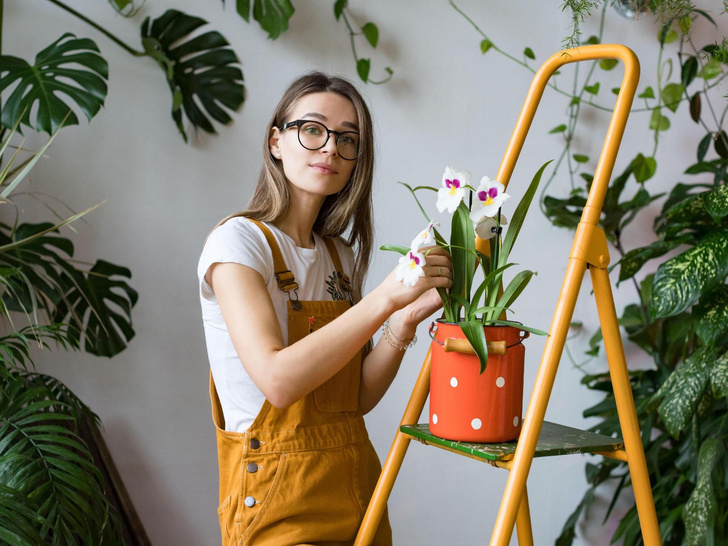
[0,34,108,134]
[0,126,134,542]
[0,372,123,544]
[141,10,245,143]
[222,0,295,39]
[540,4,728,544]
[448,1,728,543]
[334,2,393,84]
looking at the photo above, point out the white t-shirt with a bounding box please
[198,217,355,432]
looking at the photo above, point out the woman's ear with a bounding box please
[269,127,282,159]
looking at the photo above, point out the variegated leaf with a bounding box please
[650,230,728,319]
[657,347,714,437]
[682,438,724,546]
[710,351,728,399]
[694,284,728,345]
[617,236,690,282]
[704,182,728,224]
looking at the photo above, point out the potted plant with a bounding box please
[384,162,550,442]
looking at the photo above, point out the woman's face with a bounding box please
[270,92,359,205]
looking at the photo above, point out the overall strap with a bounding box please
[246,218,299,306]
[322,238,353,294]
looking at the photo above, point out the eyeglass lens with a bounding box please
[296,121,359,160]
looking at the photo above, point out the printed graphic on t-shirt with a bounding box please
[326,270,353,303]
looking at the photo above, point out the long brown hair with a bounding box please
[217,72,375,303]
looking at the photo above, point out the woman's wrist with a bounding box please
[386,311,417,341]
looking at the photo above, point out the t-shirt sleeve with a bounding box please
[197,218,272,301]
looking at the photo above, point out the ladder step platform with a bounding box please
[400,422,623,463]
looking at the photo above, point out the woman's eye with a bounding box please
[304,125,323,135]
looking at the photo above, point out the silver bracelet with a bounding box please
[382,318,417,351]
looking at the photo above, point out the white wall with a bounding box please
[5,1,723,544]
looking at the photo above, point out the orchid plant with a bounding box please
[385,161,552,372]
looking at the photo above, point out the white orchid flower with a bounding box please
[395,249,426,287]
[436,166,470,214]
[474,214,508,240]
[469,176,510,221]
[410,221,440,250]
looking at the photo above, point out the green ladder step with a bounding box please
[400,421,623,463]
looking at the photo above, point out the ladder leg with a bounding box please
[355,349,433,545]
[491,258,588,545]
[589,266,661,545]
[515,485,534,546]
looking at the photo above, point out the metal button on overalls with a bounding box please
[209,219,391,546]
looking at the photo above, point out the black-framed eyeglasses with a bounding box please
[280,119,360,161]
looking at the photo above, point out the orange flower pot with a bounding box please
[429,321,527,443]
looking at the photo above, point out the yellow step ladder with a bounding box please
[355,44,662,546]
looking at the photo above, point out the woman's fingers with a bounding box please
[422,265,452,279]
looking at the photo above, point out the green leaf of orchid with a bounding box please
[450,202,476,319]
[499,160,552,268]
[489,319,548,336]
[459,320,488,373]
[495,270,536,315]
[397,182,433,224]
[379,244,408,255]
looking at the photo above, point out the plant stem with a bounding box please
[46,0,145,57]
[340,10,391,85]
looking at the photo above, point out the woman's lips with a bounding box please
[310,163,338,174]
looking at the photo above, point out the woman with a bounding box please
[198,72,452,545]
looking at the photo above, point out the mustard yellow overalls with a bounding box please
[209,219,392,545]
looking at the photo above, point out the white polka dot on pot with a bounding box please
[471,418,482,430]
[513,416,519,427]
[496,377,505,388]
[450,377,458,387]
[432,414,438,424]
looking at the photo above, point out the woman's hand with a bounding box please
[372,245,452,336]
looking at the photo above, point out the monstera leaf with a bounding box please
[0,34,108,134]
[0,222,137,358]
[222,0,295,39]
[141,10,245,142]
